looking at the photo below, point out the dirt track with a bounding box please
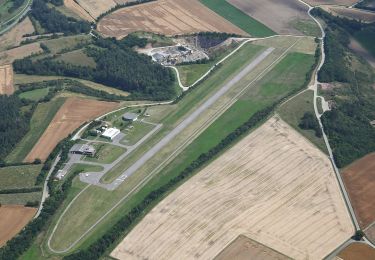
[0,205,36,246]
[24,97,118,162]
[111,117,354,260]
[0,64,14,95]
[97,0,247,39]
[342,153,375,228]
[228,0,312,35]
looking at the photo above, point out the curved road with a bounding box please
[0,0,33,35]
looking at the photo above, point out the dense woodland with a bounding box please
[30,0,91,34]
[13,36,177,100]
[299,112,322,138]
[0,95,31,163]
[312,8,375,167]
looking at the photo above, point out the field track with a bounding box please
[97,0,247,39]
[111,117,354,260]
[24,97,118,162]
[0,205,36,246]
[342,153,375,229]
[0,64,13,95]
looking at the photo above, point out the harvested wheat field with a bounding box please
[0,17,34,52]
[111,117,354,260]
[0,42,42,65]
[322,6,375,22]
[303,0,357,6]
[228,0,312,35]
[214,235,291,260]
[337,242,375,260]
[64,0,95,22]
[97,0,247,39]
[0,205,37,246]
[0,64,13,95]
[24,97,118,162]
[75,0,116,19]
[342,153,375,228]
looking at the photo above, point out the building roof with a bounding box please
[70,144,95,153]
[102,127,120,139]
[122,112,139,120]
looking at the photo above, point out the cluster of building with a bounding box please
[150,44,209,66]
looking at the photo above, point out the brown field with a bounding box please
[228,0,311,35]
[0,17,34,52]
[365,223,375,244]
[111,117,354,260]
[24,97,119,162]
[0,205,37,246]
[303,0,357,6]
[322,6,375,22]
[0,64,14,95]
[337,242,375,260]
[97,0,247,39]
[214,235,291,260]
[342,153,375,228]
[349,38,375,68]
[0,42,42,65]
[64,0,95,22]
[75,0,116,19]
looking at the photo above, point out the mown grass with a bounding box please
[0,164,42,190]
[18,87,50,101]
[83,144,126,164]
[5,98,65,163]
[289,19,321,38]
[200,0,275,37]
[278,90,327,153]
[0,191,41,205]
[120,121,156,146]
[55,49,96,68]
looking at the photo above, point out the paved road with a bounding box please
[34,154,60,219]
[0,0,33,35]
[80,47,274,191]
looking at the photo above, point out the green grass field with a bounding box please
[55,49,96,68]
[18,87,50,101]
[200,0,275,37]
[278,90,327,153]
[0,0,29,26]
[120,121,156,146]
[289,19,321,38]
[177,63,212,86]
[43,35,92,54]
[0,191,41,205]
[5,98,65,163]
[0,164,42,190]
[83,144,126,164]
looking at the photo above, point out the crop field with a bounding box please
[0,17,34,52]
[0,164,42,190]
[214,235,291,260]
[322,6,375,22]
[111,117,354,260]
[24,97,119,162]
[64,0,95,21]
[6,98,65,163]
[227,0,314,36]
[303,0,357,6]
[337,242,375,260]
[278,90,327,152]
[0,205,37,247]
[75,0,116,19]
[0,64,14,95]
[342,153,375,228]
[97,0,247,39]
[0,42,42,64]
[200,0,274,37]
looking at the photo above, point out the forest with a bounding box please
[313,8,375,167]
[13,36,177,100]
[0,95,31,163]
[30,0,91,34]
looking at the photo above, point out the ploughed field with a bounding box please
[111,117,354,260]
[303,0,357,6]
[321,5,375,23]
[228,0,312,35]
[24,97,118,162]
[0,205,37,247]
[337,242,375,260]
[97,0,247,39]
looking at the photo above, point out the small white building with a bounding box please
[101,127,120,140]
[56,170,67,180]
